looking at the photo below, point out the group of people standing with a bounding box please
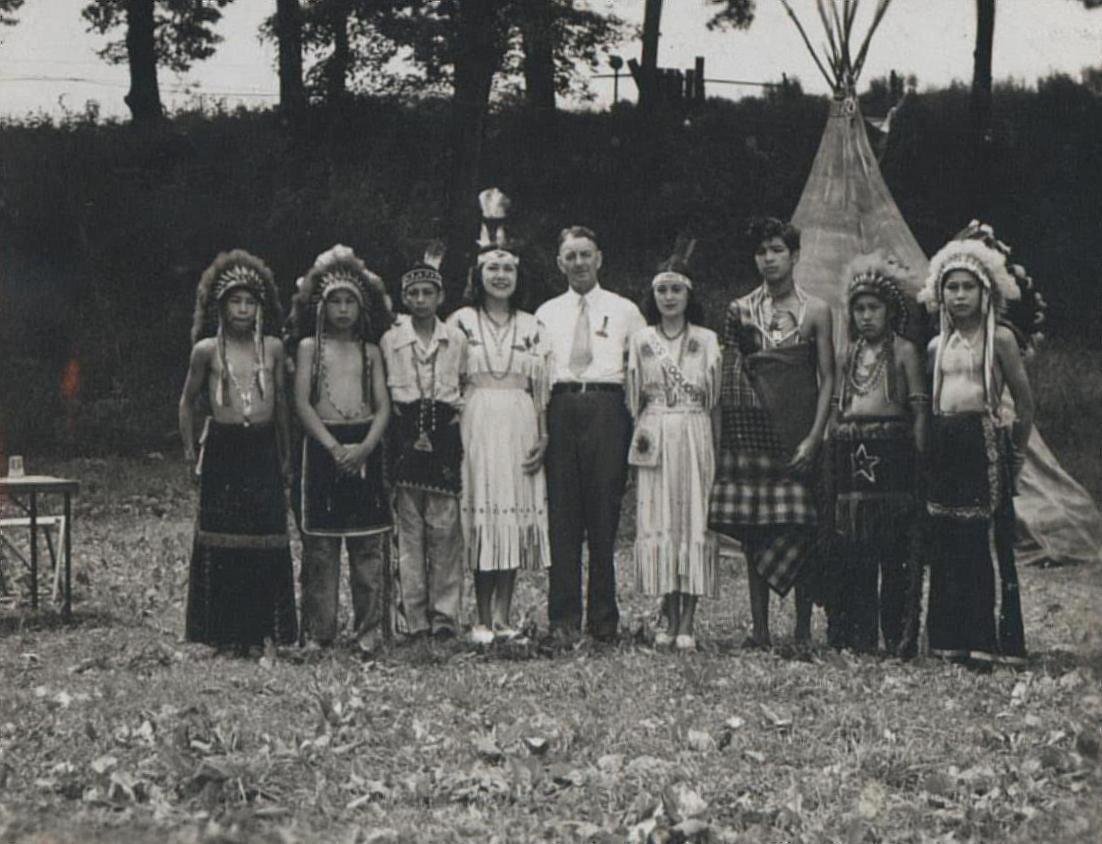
[178,201,1036,670]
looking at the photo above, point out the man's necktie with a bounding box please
[568,296,594,378]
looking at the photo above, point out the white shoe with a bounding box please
[654,631,674,648]
[675,634,697,652]
[494,626,520,641]
[469,625,495,646]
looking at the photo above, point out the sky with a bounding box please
[0,1,1100,120]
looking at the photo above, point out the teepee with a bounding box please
[784,0,927,347]
[784,0,1102,565]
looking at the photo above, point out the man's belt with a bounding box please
[551,382,623,395]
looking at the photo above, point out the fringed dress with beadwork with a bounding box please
[448,307,551,572]
[627,325,721,598]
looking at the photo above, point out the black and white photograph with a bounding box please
[1,1,1101,841]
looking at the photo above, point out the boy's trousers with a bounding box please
[300,534,387,645]
[394,486,463,634]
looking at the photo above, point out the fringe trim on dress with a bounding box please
[464,522,551,573]
[634,535,719,598]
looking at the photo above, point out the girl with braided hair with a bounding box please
[290,245,394,653]
[178,250,298,651]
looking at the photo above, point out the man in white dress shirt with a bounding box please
[536,226,646,641]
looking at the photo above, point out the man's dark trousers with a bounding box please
[545,387,631,638]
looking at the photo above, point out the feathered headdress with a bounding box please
[919,237,1019,314]
[465,188,524,303]
[921,221,1043,412]
[191,249,282,408]
[288,244,393,410]
[652,235,697,289]
[844,250,914,338]
[940,220,1047,354]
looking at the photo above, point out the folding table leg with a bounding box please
[64,493,72,621]
[30,493,38,611]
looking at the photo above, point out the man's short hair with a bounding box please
[747,217,800,253]
[558,225,600,251]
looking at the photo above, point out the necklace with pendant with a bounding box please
[226,361,256,424]
[413,343,438,452]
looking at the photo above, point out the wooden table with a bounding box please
[0,475,79,619]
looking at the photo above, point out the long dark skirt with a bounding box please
[926,413,1025,665]
[186,421,298,647]
[826,417,918,654]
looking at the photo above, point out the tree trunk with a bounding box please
[442,0,503,303]
[970,0,995,214]
[276,0,306,122]
[520,0,556,119]
[324,0,351,105]
[124,0,163,122]
[639,0,663,110]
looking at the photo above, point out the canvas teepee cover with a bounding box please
[784,0,1102,564]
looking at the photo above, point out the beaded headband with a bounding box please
[651,270,693,290]
[318,270,366,306]
[213,264,268,303]
[476,247,520,267]
[401,265,444,292]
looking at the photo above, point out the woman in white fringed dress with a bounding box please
[448,242,551,645]
[626,255,721,651]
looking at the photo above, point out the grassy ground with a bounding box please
[1,456,1101,843]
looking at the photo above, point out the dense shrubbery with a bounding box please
[1,77,1100,454]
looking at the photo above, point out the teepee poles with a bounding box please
[851,0,892,82]
[780,0,895,95]
[779,0,836,90]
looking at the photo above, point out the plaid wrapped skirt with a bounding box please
[709,448,817,596]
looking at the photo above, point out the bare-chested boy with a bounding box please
[179,250,298,651]
[827,252,927,656]
[290,245,393,653]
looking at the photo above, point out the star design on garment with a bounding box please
[851,443,881,484]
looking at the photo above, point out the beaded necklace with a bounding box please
[846,337,889,397]
[477,308,518,380]
[413,339,439,452]
[319,343,371,420]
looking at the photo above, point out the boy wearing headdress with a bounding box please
[381,250,467,639]
[290,245,394,653]
[179,250,298,650]
[919,224,1035,668]
[827,252,927,656]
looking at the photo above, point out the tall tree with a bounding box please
[519,0,556,116]
[969,0,995,213]
[276,0,307,122]
[0,0,24,26]
[442,0,510,301]
[321,0,353,104]
[638,0,662,110]
[82,0,235,123]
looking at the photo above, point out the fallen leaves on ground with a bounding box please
[0,458,1100,842]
